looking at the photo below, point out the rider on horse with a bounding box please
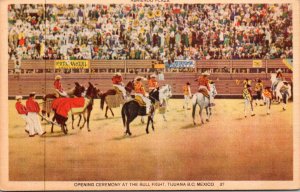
[272,69,284,91]
[148,74,159,92]
[134,76,152,114]
[196,71,211,105]
[54,75,68,98]
[112,72,126,98]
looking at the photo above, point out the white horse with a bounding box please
[141,84,172,123]
[192,92,211,125]
[270,74,292,103]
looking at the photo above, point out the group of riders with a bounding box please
[15,67,291,136]
[242,69,291,117]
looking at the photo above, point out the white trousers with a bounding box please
[27,112,44,135]
[183,95,190,108]
[20,114,30,132]
[113,84,127,97]
[244,99,254,116]
[135,93,152,114]
[265,98,271,114]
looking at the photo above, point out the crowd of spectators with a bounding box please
[8,4,293,61]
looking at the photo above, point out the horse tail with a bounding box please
[192,94,197,119]
[100,93,106,110]
[121,104,127,128]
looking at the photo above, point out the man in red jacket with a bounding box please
[15,95,30,134]
[26,92,46,137]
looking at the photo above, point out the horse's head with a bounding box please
[73,82,86,97]
[149,88,159,104]
[125,80,134,93]
[159,84,172,101]
[86,82,100,98]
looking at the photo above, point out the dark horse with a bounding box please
[71,82,100,131]
[121,88,159,136]
[51,82,99,134]
[100,81,134,118]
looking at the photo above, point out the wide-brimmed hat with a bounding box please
[202,71,210,76]
[283,80,288,84]
[276,69,282,73]
[55,75,62,80]
[150,74,156,78]
[114,72,122,76]
[16,95,22,100]
[135,76,146,81]
[29,92,36,97]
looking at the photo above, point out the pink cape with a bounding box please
[52,97,85,118]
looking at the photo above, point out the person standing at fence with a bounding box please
[148,74,159,92]
[15,95,30,134]
[280,81,290,111]
[243,84,255,118]
[182,82,192,110]
[263,86,272,115]
[254,79,264,106]
[54,75,68,97]
[112,72,127,98]
[26,92,46,137]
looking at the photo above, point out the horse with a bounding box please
[70,82,100,131]
[149,84,172,122]
[121,89,160,136]
[41,82,83,119]
[209,82,217,106]
[270,74,292,103]
[192,92,211,125]
[99,81,134,118]
[50,83,86,134]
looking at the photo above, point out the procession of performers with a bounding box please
[15,68,292,137]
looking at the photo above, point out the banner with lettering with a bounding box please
[164,60,195,68]
[55,60,90,69]
[252,60,263,68]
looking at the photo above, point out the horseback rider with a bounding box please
[134,76,152,114]
[243,84,255,117]
[54,75,68,98]
[148,74,159,92]
[196,71,211,105]
[272,69,284,90]
[112,72,126,98]
[280,80,289,111]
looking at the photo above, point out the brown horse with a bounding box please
[51,82,99,134]
[99,81,134,118]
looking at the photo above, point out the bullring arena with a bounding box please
[8,59,293,181]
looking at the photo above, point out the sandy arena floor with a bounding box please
[8,99,293,181]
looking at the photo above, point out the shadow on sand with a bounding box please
[180,124,197,129]
[111,133,148,141]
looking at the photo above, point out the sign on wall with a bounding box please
[164,60,195,68]
[54,60,90,69]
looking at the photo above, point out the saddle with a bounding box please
[198,88,210,98]
[134,95,146,107]
[113,86,123,95]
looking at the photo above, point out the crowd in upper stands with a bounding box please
[8,4,293,60]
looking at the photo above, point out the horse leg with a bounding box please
[199,107,204,124]
[72,115,75,129]
[162,114,167,121]
[192,104,197,125]
[151,114,155,131]
[205,107,210,122]
[77,114,82,127]
[141,116,145,124]
[51,115,55,133]
[86,110,91,132]
[80,113,87,129]
[105,106,109,118]
[109,107,114,117]
[146,116,150,134]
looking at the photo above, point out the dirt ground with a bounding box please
[9,99,293,181]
